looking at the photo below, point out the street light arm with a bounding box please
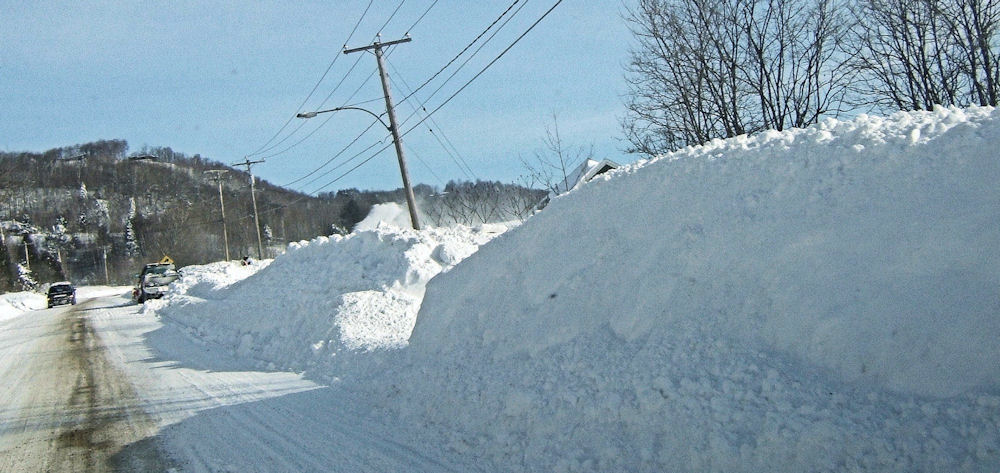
[296,106,390,130]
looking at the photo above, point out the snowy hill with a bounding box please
[157,107,999,471]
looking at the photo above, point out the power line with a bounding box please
[396,0,531,129]
[247,0,376,158]
[397,0,523,107]
[281,121,384,188]
[404,0,440,35]
[249,0,411,161]
[385,59,476,180]
[401,0,565,139]
[299,139,385,193]
[264,0,490,191]
[305,0,564,197]
[257,54,373,159]
[404,142,447,186]
[376,0,407,37]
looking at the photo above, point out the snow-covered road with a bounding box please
[0,293,475,472]
[0,297,169,471]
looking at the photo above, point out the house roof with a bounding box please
[533,158,621,213]
[554,158,620,195]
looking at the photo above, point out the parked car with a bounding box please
[133,257,180,303]
[47,282,76,308]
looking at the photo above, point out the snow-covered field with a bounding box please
[10,106,996,471]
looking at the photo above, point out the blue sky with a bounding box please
[1,1,634,193]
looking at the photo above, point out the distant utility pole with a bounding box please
[57,248,68,281]
[344,35,421,230]
[102,246,110,284]
[231,158,265,260]
[204,169,231,261]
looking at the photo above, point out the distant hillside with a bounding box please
[0,140,542,292]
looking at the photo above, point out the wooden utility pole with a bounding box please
[344,35,421,230]
[204,170,231,261]
[231,158,265,260]
[57,248,67,281]
[102,246,110,284]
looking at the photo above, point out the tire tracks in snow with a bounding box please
[0,301,173,472]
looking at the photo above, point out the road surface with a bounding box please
[0,297,168,472]
[0,292,473,472]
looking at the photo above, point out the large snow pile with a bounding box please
[153,214,508,376]
[362,107,1000,471]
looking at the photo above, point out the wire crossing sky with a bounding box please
[1,1,631,192]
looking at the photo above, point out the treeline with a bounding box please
[624,0,1000,154]
[319,181,545,228]
[0,140,543,292]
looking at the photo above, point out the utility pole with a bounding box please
[344,35,421,230]
[205,170,231,261]
[102,246,110,284]
[231,158,265,260]
[57,248,67,281]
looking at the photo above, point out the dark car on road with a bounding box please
[46,282,76,308]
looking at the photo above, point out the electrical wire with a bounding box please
[386,59,476,180]
[396,0,531,129]
[305,0,565,197]
[223,0,433,213]
[261,63,380,160]
[397,0,523,107]
[255,53,369,158]
[299,138,386,193]
[401,0,565,140]
[265,1,434,188]
[306,143,393,195]
[376,0,407,38]
[280,120,383,187]
[403,0,439,35]
[404,142,447,186]
[246,0,375,158]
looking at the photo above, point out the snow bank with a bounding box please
[154,221,507,375]
[0,291,45,322]
[368,107,1000,471]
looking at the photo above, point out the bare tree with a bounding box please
[520,114,594,194]
[940,0,1000,105]
[421,181,544,227]
[623,0,854,154]
[851,0,964,110]
[743,0,855,130]
[850,0,1000,111]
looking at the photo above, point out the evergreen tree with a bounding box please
[124,197,140,258]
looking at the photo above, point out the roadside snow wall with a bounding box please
[0,291,45,322]
[153,222,505,375]
[371,107,1000,472]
